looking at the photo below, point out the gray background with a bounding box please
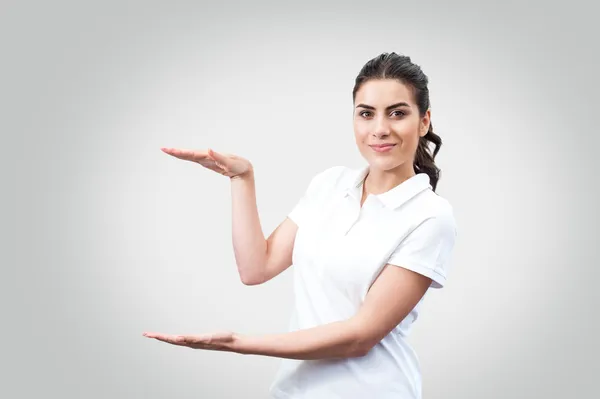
[2,0,598,398]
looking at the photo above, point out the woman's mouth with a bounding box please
[369,144,396,153]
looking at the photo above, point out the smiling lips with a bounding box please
[369,143,396,153]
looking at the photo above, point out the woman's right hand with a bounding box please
[161,147,253,179]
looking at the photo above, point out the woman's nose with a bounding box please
[372,117,391,137]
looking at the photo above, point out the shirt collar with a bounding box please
[344,165,432,209]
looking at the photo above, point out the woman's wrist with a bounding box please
[231,166,254,181]
[229,333,249,354]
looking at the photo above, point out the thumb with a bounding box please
[208,148,229,167]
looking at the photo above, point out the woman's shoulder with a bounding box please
[423,189,453,212]
[416,189,457,232]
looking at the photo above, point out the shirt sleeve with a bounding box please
[386,214,457,289]
[288,166,344,228]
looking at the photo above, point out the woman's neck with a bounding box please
[363,163,415,195]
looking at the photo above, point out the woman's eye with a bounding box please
[359,110,405,118]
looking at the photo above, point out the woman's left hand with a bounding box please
[143,330,237,351]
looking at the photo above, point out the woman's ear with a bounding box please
[419,109,431,137]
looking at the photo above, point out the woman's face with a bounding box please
[353,79,430,173]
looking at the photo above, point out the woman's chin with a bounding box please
[366,157,403,170]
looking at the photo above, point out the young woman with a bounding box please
[144,52,458,399]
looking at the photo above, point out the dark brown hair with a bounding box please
[352,52,442,191]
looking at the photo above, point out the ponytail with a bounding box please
[414,122,442,192]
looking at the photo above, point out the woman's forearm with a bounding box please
[230,168,268,285]
[231,319,367,360]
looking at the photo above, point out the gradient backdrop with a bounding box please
[2,0,598,398]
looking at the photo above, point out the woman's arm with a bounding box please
[232,319,366,359]
[159,148,297,286]
[231,265,431,359]
[231,164,341,285]
[230,168,298,285]
[143,263,432,359]
[229,168,266,285]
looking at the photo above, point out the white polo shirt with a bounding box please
[269,165,457,399]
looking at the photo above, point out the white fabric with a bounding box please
[269,165,457,399]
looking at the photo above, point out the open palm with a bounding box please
[161,147,252,178]
[143,330,236,351]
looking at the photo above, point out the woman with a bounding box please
[144,52,457,399]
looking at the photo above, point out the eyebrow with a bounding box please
[355,102,411,110]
